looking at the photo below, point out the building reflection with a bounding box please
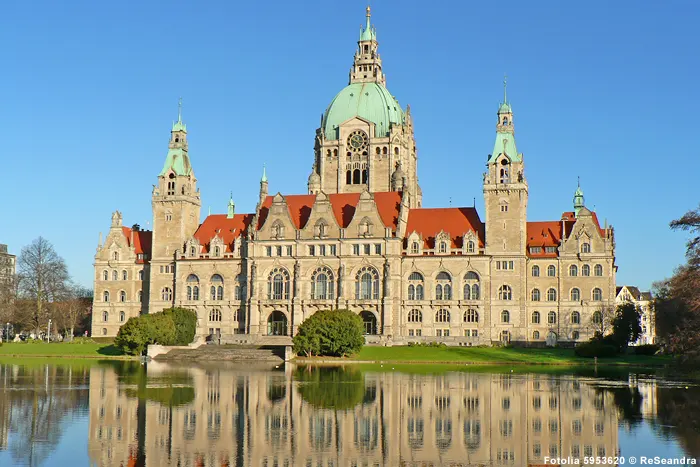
[87,364,628,467]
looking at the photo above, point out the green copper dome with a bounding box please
[322,82,405,140]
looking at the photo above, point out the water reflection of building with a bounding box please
[88,365,624,466]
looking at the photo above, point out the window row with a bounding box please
[408,240,476,255]
[531,264,604,277]
[530,287,604,302]
[101,310,127,323]
[102,290,142,302]
[528,246,558,254]
[101,269,143,281]
[531,310,582,325]
[159,264,175,274]
[495,260,514,270]
[265,245,294,257]
[352,243,382,256]
[407,308,480,324]
[407,271,480,300]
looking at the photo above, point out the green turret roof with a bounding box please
[261,164,268,183]
[360,6,376,41]
[574,181,585,216]
[489,133,522,164]
[322,82,404,140]
[159,147,192,176]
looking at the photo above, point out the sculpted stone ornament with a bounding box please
[294,262,301,296]
[250,262,256,296]
[338,264,344,296]
[383,261,390,296]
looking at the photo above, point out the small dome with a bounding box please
[308,170,321,185]
[322,82,405,140]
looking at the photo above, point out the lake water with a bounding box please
[0,362,698,467]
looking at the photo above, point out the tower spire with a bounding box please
[352,7,384,85]
[503,74,508,106]
[261,164,268,183]
[573,178,585,216]
[227,192,235,219]
[177,97,182,123]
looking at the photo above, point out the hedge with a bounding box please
[114,307,197,356]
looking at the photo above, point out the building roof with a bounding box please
[489,130,522,164]
[526,210,608,257]
[321,82,404,140]
[193,213,254,253]
[159,147,192,177]
[121,226,152,262]
[616,285,651,301]
[405,207,484,249]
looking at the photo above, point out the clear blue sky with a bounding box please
[0,0,696,291]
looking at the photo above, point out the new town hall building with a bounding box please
[92,8,617,345]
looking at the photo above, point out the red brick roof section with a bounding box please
[405,207,484,249]
[527,211,607,257]
[121,227,153,261]
[193,213,254,253]
[257,192,402,232]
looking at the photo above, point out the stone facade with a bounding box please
[91,8,617,345]
[0,244,15,286]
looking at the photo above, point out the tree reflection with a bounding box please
[652,387,700,459]
[294,366,365,410]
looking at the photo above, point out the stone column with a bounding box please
[249,261,260,336]
[337,264,346,310]
[292,261,301,336]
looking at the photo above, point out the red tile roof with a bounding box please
[193,213,254,253]
[121,227,152,261]
[405,207,484,249]
[257,192,402,231]
[527,211,608,257]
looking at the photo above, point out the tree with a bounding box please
[611,302,642,350]
[293,309,365,357]
[588,304,616,337]
[17,238,70,335]
[53,284,92,339]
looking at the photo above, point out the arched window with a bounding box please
[311,267,335,300]
[571,311,581,324]
[533,330,540,340]
[102,311,108,322]
[467,240,475,253]
[532,265,540,277]
[102,328,107,336]
[532,311,540,324]
[571,330,580,340]
[102,270,108,281]
[410,241,420,254]
[119,311,125,323]
[103,291,110,302]
[569,265,578,277]
[408,272,424,300]
[112,252,119,261]
[594,264,603,276]
[112,270,118,281]
[408,309,422,323]
[122,270,127,280]
[186,274,199,301]
[353,169,361,184]
[346,170,352,184]
[548,311,557,324]
[582,264,590,276]
[162,287,172,301]
[498,285,512,301]
[592,288,603,301]
[592,311,603,324]
[119,291,126,302]
[531,288,541,301]
[268,267,290,300]
[435,272,452,300]
[571,288,581,301]
[394,147,399,155]
[137,291,142,302]
[438,242,447,254]
[375,147,381,155]
[499,159,510,183]
[501,310,510,323]
[464,272,480,300]
[547,265,556,277]
[547,288,557,301]
[435,309,450,323]
[581,243,591,253]
[211,274,224,300]
[464,309,479,323]
[356,266,379,300]
[213,246,220,257]
[209,309,222,322]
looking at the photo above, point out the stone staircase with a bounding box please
[155,344,285,363]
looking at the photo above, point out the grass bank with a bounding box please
[0,342,133,359]
[298,346,671,367]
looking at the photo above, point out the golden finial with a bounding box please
[366,5,371,18]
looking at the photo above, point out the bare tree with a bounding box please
[17,237,70,335]
[588,304,616,337]
[0,256,17,339]
[53,284,92,339]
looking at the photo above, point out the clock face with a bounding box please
[347,130,368,153]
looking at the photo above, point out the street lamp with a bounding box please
[47,319,52,343]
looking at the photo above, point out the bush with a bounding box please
[293,309,365,357]
[115,308,198,355]
[163,307,197,345]
[68,337,96,344]
[574,340,619,358]
[633,344,660,356]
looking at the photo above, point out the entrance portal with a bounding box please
[360,310,377,335]
[267,311,288,336]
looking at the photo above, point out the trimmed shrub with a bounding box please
[293,309,365,357]
[115,317,151,356]
[574,340,619,358]
[633,344,660,356]
[163,307,197,345]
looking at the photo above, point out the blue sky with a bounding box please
[0,0,696,290]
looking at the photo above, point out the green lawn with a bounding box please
[0,342,129,358]
[346,346,670,366]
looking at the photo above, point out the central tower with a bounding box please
[308,7,422,206]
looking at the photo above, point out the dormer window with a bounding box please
[438,242,447,254]
[410,241,419,254]
[190,246,197,256]
[214,246,220,257]
[467,240,475,253]
[581,243,591,253]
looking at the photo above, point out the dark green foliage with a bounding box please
[611,302,643,349]
[293,309,365,357]
[114,317,150,356]
[574,340,619,358]
[294,366,365,409]
[634,344,660,356]
[162,307,197,345]
[114,307,197,355]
